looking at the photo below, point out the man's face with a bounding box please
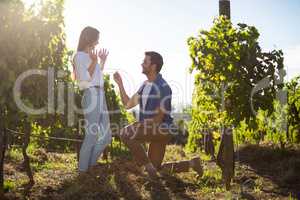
[141,55,154,74]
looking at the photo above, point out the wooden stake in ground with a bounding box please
[217,1,234,190]
[217,127,234,190]
[204,131,215,159]
[0,124,7,198]
[22,121,34,187]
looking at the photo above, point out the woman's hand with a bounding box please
[98,48,109,70]
[89,48,98,64]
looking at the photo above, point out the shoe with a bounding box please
[190,157,204,177]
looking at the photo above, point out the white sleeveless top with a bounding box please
[73,51,104,90]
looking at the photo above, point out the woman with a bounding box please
[73,26,112,172]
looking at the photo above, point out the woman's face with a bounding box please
[90,35,99,49]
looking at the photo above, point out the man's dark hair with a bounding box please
[145,51,164,73]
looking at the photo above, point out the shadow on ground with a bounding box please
[43,158,198,200]
[236,144,300,199]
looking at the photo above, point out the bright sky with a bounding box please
[24,0,300,110]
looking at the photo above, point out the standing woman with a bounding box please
[73,26,112,172]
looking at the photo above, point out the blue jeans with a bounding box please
[78,87,112,172]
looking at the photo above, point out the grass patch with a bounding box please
[3,144,299,199]
[4,180,16,192]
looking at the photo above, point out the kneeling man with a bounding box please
[113,51,203,178]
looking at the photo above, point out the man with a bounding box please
[113,51,203,178]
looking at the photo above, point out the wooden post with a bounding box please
[217,127,234,190]
[204,131,215,160]
[216,0,234,191]
[0,128,7,198]
[22,121,34,187]
[76,123,82,162]
[219,0,231,19]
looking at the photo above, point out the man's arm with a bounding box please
[113,72,139,109]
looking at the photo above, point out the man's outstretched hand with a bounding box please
[113,72,123,86]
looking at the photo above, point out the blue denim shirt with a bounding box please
[137,73,173,125]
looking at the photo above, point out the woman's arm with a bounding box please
[88,49,98,77]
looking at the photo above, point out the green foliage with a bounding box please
[0,0,70,144]
[286,76,300,143]
[186,16,287,151]
[266,101,288,148]
[4,180,15,192]
[104,74,130,132]
[185,84,227,152]
[228,76,300,148]
[234,119,253,144]
[234,100,289,148]
[187,16,284,125]
[0,0,132,153]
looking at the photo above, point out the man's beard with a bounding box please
[142,68,147,74]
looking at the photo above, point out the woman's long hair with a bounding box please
[72,26,100,80]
